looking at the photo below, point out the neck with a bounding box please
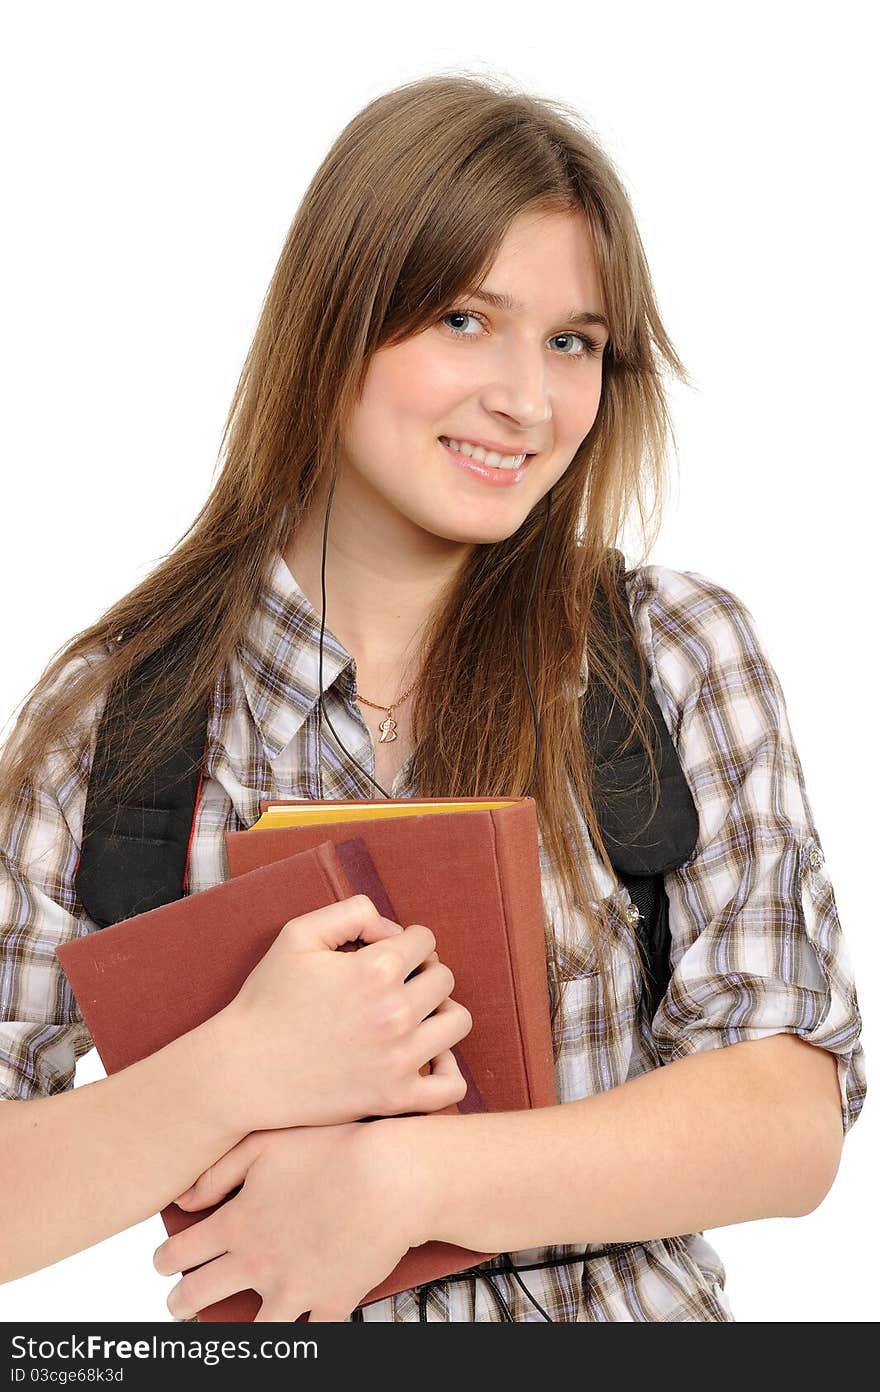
[282,482,472,689]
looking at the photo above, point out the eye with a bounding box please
[549,332,605,359]
[440,310,482,336]
[439,311,605,361]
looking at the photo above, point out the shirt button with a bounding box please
[808,847,824,872]
[624,902,641,927]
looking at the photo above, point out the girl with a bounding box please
[0,72,866,1322]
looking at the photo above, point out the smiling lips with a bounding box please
[438,437,533,485]
[440,432,535,457]
[438,435,532,469]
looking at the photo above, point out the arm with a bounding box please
[149,1030,843,1321]
[0,689,249,1286]
[0,674,468,1289]
[0,1015,248,1286]
[375,1033,844,1254]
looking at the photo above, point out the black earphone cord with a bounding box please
[315,478,644,1321]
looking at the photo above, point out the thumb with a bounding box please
[174,1133,263,1209]
[285,895,403,954]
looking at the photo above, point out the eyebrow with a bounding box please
[467,286,610,333]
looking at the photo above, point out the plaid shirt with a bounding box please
[0,551,867,1322]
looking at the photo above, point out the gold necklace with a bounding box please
[354,678,420,744]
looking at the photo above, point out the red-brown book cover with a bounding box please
[217,795,558,1318]
[55,807,556,1321]
[225,796,557,1118]
[55,837,490,1321]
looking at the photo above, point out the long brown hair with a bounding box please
[0,71,691,1052]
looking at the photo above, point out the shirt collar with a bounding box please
[238,548,590,762]
[237,550,355,763]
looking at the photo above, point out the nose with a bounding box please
[478,339,552,432]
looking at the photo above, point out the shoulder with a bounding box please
[625,562,762,651]
[9,639,118,786]
[33,638,117,721]
[620,562,782,738]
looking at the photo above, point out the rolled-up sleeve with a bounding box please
[0,671,105,1103]
[633,566,867,1137]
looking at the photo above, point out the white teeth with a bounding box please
[441,437,528,469]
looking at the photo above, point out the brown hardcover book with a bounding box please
[56,797,556,1321]
[218,795,559,1319]
[57,838,356,1080]
[225,797,557,1118]
[54,836,487,1321]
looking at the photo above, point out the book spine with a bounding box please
[313,838,358,904]
[492,803,558,1109]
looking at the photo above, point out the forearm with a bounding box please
[379,1035,843,1253]
[0,1016,247,1285]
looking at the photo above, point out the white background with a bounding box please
[1,0,876,1323]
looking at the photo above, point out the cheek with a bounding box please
[364,339,464,425]
[565,371,603,440]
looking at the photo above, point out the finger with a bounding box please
[164,1252,245,1322]
[402,947,440,983]
[411,1048,462,1086]
[405,1062,469,1113]
[173,1133,264,1211]
[154,1208,230,1278]
[410,997,473,1069]
[336,913,406,955]
[358,923,437,981]
[401,961,456,1022]
[425,1047,461,1080]
[254,1295,310,1322]
[408,949,440,974]
[356,915,406,945]
[284,895,397,953]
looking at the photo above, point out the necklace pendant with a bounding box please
[378,715,397,743]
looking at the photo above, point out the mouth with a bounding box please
[437,436,534,486]
[437,435,536,469]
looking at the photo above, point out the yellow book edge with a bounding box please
[250,799,522,830]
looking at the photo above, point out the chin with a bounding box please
[428,514,533,548]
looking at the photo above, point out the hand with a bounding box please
[210,894,472,1133]
[153,1122,423,1322]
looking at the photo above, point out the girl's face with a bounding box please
[339,206,609,548]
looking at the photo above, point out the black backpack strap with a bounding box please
[75,644,209,929]
[584,550,699,1017]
